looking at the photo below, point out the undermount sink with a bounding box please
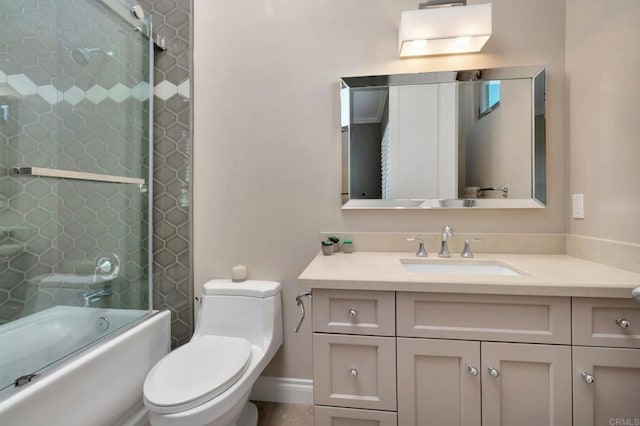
[401,259,523,276]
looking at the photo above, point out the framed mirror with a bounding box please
[340,66,546,209]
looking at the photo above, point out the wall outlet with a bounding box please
[572,194,585,219]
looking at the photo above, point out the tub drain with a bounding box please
[97,316,110,332]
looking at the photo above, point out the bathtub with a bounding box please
[0,306,170,426]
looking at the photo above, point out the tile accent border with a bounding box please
[566,234,640,274]
[321,232,566,255]
[0,71,189,103]
[0,72,152,104]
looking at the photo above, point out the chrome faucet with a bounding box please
[439,226,454,258]
[84,288,112,307]
[407,237,428,257]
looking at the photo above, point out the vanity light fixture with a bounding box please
[399,0,492,58]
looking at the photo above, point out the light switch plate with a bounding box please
[572,194,584,219]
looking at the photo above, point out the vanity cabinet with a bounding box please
[572,298,640,425]
[312,290,640,426]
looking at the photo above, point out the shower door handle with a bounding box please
[10,167,147,192]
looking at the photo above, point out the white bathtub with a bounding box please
[0,306,171,426]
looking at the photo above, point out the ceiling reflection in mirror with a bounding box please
[340,66,546,209]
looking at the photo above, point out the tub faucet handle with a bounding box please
[94,253,120,278]
[407,237,428,257]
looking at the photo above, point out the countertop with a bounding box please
[298,252,640,298]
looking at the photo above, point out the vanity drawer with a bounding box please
[396,293,571,344]
[315,406,397,426]
[313,289,395,336]
[313,333,396,411]
[573,298,640,348]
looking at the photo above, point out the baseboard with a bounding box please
[115,400,148,426]
[250,376,313,405]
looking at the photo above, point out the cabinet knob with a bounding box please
[467,365,479,376]
[348,308,357,317]
[488,367,500,378]
[616,318,631,328]
[580,371,595,384]
[349,368,358,378]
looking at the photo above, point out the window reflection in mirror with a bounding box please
[479,81,501,118]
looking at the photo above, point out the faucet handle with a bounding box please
[461,239,482,258]
[407,237,428,257]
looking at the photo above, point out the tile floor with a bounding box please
[254,401,314,426]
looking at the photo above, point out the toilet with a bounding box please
[143,279,283,426]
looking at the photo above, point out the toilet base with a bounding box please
[234,402,258,426]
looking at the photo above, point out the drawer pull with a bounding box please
[488,367,500,378]
[348,308,358,318]
[349,368,358,378]
[467,365,479,376]
[580,371,596,384]
[615,318,631,328]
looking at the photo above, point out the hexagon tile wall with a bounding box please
[140,0,193,348]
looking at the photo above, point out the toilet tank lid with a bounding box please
[202,279,281,297]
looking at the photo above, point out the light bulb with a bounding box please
[412,39,428,49]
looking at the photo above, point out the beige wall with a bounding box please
[193,0,566,379]
[566,0,640,244]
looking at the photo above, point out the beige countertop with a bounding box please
[298,252,640,298]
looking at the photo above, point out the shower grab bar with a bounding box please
[10,167,145,186]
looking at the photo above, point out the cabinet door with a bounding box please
[573,346,640,425]
[313,333,396,410]
[397,338,480,426]
[481,342,572,426]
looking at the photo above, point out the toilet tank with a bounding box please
[192,280,282,351]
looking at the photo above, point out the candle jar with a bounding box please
[231,265,247,282]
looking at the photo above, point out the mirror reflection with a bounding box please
[341,66,546,209]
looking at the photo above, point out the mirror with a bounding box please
[340,66,546,209]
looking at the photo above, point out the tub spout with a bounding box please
[84,288,112,307]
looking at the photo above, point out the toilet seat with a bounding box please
[144,335,252,414]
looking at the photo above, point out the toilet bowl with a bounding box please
[143,279,283,426]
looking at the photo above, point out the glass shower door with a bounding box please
[0,0,153,393]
